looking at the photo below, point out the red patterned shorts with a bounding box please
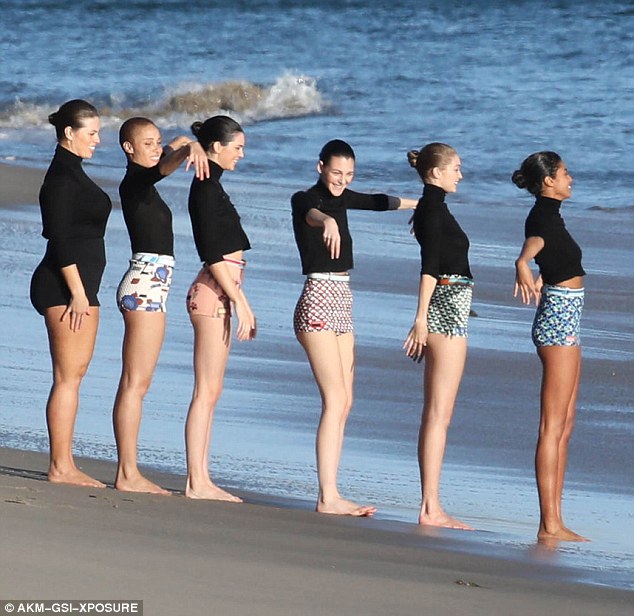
[293,277,353,335]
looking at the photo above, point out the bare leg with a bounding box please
[184,315,241,502]
[44,306,105,488]
[418,333,471,529]
[297,331,375,516]
[556,349,582,535]
[113,311,170,494]
[536,345,588,541]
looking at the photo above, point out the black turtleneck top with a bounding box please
[413,183,472,279]
[30,144,112,314]
[119,161,173,256]
[524,196,585,285]
[291,181,390,275]
[39,145,112,268]
[188,160,251,265]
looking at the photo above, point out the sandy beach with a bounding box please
[1,446,632,616]
[1,158,633,613]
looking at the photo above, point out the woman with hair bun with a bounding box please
[403,142,474,529]
[184,115,256,501]
[30,99,111,487]
[513,151,588,542]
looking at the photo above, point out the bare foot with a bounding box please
[115,471,171,495]
[48,465,106,489]
[317,496,377,517]
[538,525,590,542]
[185,479,243,502]
[419,509,474,530]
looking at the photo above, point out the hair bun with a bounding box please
[511,169,526,189]
[48,111,58,126]
[407,149,419,168]
[190,121,203,137]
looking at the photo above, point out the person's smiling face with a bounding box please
[545,161,573,201]
[433,154,462,193]
[318,155,355,197]
[64,116,101,159]
[213,131,245,171]
[125,124,163,168]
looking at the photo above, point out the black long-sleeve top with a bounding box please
[291,181,390,275]
[524,196,585,285]
[119,161,173,256]
[39,145,112,268]
[413,183,472,279]
[188,160,251,265]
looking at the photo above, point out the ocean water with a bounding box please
[1,0,633,590]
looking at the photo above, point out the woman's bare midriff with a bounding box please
[554,275,584,289]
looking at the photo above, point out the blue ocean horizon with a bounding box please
[1,0,633,590]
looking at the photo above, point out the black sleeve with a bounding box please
[525,215,546,241]
[416,205,444,278]
[189,180,225,265]
[40,176,81,268]
[344,189,390,211]
[291,190,318,221]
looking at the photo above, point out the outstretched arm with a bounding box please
[160,137,210,180]
[514,236,545,306]
[388,196,418,210]
[305,208,341,260]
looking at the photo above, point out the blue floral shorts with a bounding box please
[532,285,584,347]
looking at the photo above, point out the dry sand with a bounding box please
[0,447,631,616]
[0,163,44,207]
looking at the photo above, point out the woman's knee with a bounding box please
[539,414,567,442]
[192,382,224,409]
[119,374,153,399]
[321,391,351,418]
[52,360,91,385]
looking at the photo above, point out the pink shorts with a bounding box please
[186,258,245,318]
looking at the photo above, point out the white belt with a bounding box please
[307,272,350,282]
[132,252,175,267]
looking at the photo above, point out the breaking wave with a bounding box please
[0,73,329,130]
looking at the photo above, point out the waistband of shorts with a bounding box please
[224,256,246,269]
[307,272,350,282]
[132,252,175,266]
[437,275,474,286]
[543,285,584,297]
[203,257,246,269]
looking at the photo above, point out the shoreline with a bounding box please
[1,160,632,608]
[1,446,632,615]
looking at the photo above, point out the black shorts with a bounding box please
[30,242,105,315]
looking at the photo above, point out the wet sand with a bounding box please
[1,446,632,616]
[1,160,633,608]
